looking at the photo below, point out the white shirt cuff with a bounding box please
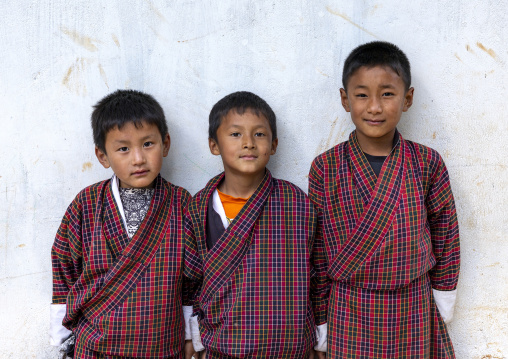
[314,322,327,352]
[183,306,193,340]
[189,315,205,352]
[49,304,72,346]
[433,288,457,324]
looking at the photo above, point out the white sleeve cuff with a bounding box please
[49,304,72,346]
[314,322,327,352]
[433,289,457,324]
[183,306,193,340]
[189,315,205,352]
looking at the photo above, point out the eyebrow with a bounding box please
[226,124,269,130]
[353,84,397,90]
[111,134,156,144]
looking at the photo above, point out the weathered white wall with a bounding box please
[0,1,506,357]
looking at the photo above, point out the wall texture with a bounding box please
[0,1,506,358]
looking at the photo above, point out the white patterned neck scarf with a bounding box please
[119,188,154,238]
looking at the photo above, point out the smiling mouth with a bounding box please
[364,119,385,125]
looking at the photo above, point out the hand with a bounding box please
[184,340,196,359]
[200,351,207,359]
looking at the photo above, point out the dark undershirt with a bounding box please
[206,195,225,250]
[364,153,386,177]
[363,131,399,177]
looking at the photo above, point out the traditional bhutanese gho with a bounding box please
[51,175,191,358]
[308,131,460,358]
[185,170,329,359]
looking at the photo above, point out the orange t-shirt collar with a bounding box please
[217,189,249,220]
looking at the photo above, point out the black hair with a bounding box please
[342,41,411,91]
[91,89,168,153]
[208,91,277,142]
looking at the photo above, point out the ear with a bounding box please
[162,133,171,157]
[209,138,221,156]
[340,88,351,112]
[403,87,414,112]
[270,138,278,155]
[95,147,111,169]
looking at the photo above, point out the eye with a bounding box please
[143,141,154,147]
[118,147,128,152]
[355,93,367,98]
[254,132,266,137]
[231,132,241,137]
[382,92,395,97]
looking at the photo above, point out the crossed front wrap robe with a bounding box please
[51,175,192,358]
[184,170,329,358]
[308,131,460,358]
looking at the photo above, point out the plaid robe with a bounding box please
[51,175,191,358]
[309,131,460,358]
[184,170,329,358]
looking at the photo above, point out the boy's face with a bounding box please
[209,109,277,180]
[340,65,414,149]
[95,121,170,189]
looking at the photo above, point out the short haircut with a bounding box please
[342,41,411,91]
[91,89,168,153]
[209,91,277,142]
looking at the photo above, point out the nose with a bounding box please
[367,96,382,114]
[243,134,255,149]
[131,148,146,165]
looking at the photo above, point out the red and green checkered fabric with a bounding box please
[52,175,191,358]
[184,170,330,358]
[309,131,460,358]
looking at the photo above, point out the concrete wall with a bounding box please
[1,1,506,357]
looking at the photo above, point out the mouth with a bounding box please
[364,119,385,125]
[132,170,149,176]
[240,154,258,160]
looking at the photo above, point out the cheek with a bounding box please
[349,106,361,116]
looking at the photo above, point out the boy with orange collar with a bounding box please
[184,91,329,358]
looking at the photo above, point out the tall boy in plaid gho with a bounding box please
[50,90,196,358]
[184,91,330,358]
[309,42,460,358]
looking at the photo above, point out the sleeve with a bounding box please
[189,315,205,351]
[179,190,194,307]
[426,154,460,322]
[314,322,328,352]
[308,156,325,217]
[178,190,195,341]
[182,305,193,340]
[432,288,457,324]
[50,197,83,344]
[183,202,205,316]
[308,157,331,346]
[308,204,330,326]
[183,201,206,351]
[49,304,72,346]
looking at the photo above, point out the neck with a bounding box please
[356,130,396,156]
[218,169,265,198]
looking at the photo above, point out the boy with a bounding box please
[309,41,460,358]
[50,90,195,358]
[184,91,329,358]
